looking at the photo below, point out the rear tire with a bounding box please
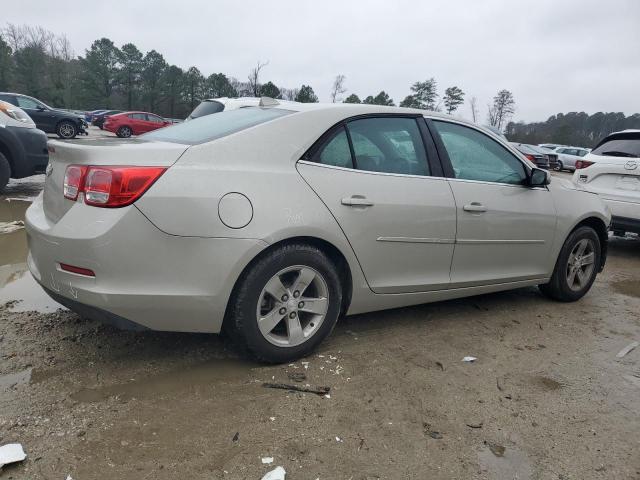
[56,121,77,139]
[117,126,132,138]
[539,226,600,302]
[0,152,10,193]
[226,243,342,363]
[555,160,563,172]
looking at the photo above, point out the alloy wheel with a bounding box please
[256,265,329,347]
[566,238,595,291]
[59,123,75,138]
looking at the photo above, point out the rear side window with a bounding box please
[143,107,292,145]
[313,117,430,176]
[189,100,225,119]
[591,135,640,158]
[434,121,526,185]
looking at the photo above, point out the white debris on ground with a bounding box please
[616,341,639,358]
[0,220,24,234]
[0,443,27,468]
[261,466,286,480]
[261,457,274,464]
[462,356,477,362]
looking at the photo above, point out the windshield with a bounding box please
[591,136,640,158]
[143,107,293,145]
[188,100,225,119]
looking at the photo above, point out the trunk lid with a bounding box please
[43,138,189,223]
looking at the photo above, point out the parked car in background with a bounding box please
[187,97,297,120]
[26,102,610,362]
[510,143,556,169]
[573,129,640,235]
[103,111,172,137]
[0,92,87,139]
[554,146,591,172]
[0,100,48,192]
[92,110,123,129]
[539,143,566,151]
[85,109,107,123]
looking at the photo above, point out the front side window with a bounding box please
[433,121,526,185]
[16,96,42,110]
[146,114,164,123]
[129,113,146,120]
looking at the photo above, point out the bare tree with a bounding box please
[330,74,347,103]
[487,89,516,130]
[469,96,479,123]
[248,60,268,97]
[280,87,299,101]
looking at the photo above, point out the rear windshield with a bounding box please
[512,144,537,155]
[188,100,225,119]
[143,107,292,145]
[591,135,640,158]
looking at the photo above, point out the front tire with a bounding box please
[117,126,132,138]
[56,121,77,139]
[227,243,343,363]
[539,226,600,302]
[0,152,10,193]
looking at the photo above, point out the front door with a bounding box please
[298,116,457,294]
[16,96,55,132]
[430,120,557,286]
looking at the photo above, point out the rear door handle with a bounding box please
[341,196,374,207]
[463,202,487,213]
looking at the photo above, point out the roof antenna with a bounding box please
[259,96,280,107]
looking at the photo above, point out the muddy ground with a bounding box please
[1,172,639,480]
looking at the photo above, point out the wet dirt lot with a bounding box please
[1,174,639,479]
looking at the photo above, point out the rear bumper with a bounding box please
[25,195,267,332]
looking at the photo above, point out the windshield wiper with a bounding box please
[601,151,638,158]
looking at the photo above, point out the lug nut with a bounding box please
[298,302,304,309]
[289,312,297,319]
[281,294,289,302]
[279,307,286,315]
[293,290,300,298]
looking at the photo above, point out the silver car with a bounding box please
[26,103,611,362]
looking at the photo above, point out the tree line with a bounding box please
[506,112,640,148]
[1,23,517,127]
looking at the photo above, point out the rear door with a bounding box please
[430,119,557,287]
[298,115,457,294]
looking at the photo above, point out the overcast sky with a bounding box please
[5,0,640,122]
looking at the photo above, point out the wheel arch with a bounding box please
[569,216,609,272]
[223,235,354,330]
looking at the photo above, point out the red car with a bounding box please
[103,111,171,138]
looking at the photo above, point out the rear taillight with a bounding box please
[575,160,594,170]
[63,165,87,200]
[63,165,166,208]
[524,154,536,162]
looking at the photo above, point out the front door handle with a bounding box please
[463,202,487,213]
[341,196,374,207]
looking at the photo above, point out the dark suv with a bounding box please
[0,93,87,139]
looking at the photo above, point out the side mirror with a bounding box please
[529,168,550,187]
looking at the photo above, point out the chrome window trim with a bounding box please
[377,236,455,244]
[297,159,448,181]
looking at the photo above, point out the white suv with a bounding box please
[572,129,640,235]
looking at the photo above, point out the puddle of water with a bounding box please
[612,279,640,298]
[0,199,63,312]
[71,358,258,403]
[478,443,532,479]
[0,368,32,390]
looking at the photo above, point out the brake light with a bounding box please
[63,165,87,200]
[63,165,166,207]
[524,154,536,162]
[575,160,594,169]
